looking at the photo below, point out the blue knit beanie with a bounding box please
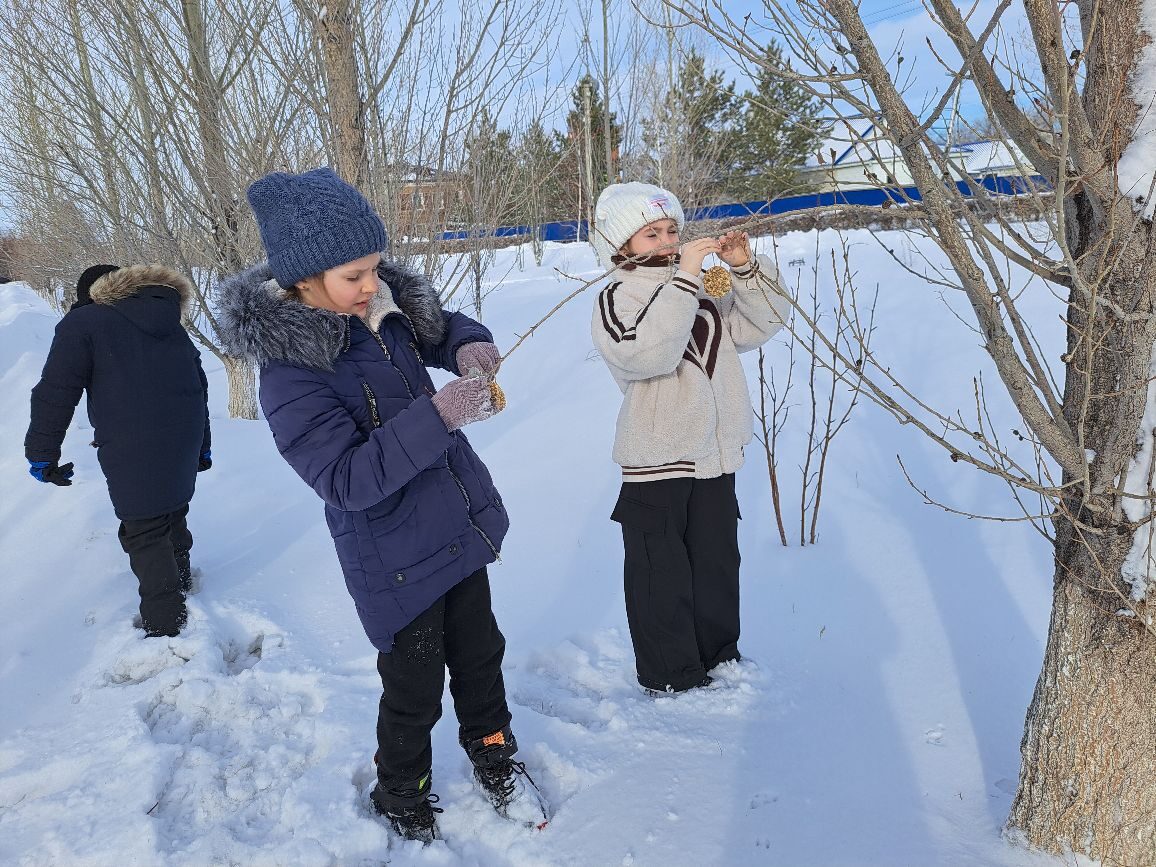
[246,167,389,288]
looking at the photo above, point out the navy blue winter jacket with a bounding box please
[217,260,509,652]
[25,265,210,520]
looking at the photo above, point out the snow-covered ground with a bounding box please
[0,232,1072,866]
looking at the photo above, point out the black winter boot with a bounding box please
[463,725,550,828]
[641,674,714,697]
[370,771,442,843]
[132,608,187,637]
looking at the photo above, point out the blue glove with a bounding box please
[198,450,212,472]
[29,459,74,486]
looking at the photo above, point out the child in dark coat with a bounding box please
[217,167,546,843]
[25,264,212,637]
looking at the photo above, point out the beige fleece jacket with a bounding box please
[592,253,791,482]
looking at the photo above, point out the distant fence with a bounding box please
[436,174,1049,243]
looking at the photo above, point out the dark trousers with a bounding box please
[118,504,192,637]
[375,567,512,792]
[612,473,741,692]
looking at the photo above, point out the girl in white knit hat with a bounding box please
[590,181,791,694]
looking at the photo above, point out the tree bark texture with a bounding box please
[181,0,245,276]
[1006,2,1156,861]
[223,355,258,421]
[1009,558,1156,863]
[315,0,369,189]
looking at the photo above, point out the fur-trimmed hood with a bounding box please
[215,259,447,371]
[87,263,194,338]
[90,264,194,309]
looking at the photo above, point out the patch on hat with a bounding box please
[648,195,670,209]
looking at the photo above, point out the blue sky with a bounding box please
[714,0,1030,133]
[851,0,1030,127]
[545,0,1029,139]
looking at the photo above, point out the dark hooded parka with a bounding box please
[25,265,211,520]
[217,260,509,653]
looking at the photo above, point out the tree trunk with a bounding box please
[316,0,369,188]
[223,355,258,420]
[181,0,245,276]
[1009,236,1156,861]
[1008,4,1156,857]
[1008,564,1156,863]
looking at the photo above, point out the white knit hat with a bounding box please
[591,182,685,268]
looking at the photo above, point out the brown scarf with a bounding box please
[611,253,681,271]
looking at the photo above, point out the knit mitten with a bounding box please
[432,374,499,431]
[456,341,501,376]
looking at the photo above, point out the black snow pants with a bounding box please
[118,503,192,637]
[375,567,512,794]
[612,473,741,692]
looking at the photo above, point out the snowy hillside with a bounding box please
[0,233,1069,866]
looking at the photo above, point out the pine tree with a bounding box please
[673,48,742,187]
[460,109,518,226]
[459,109,518,314]
[729,41,826,202]
[512,120,570,225]
[640,48,741,207]
[564,73,623,217]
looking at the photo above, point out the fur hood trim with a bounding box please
[90,264,194,310]
[376,260,446,347]
[215,260,446,372]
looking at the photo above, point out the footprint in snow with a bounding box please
[749,791,778,809]
[99,639,194,687]
[139,663,324,851]
[511,678,616,731]
[507,633,638,731]
[220,632,266,675]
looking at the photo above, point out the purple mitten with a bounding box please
[431,374,498,431]
[456,341,501,376]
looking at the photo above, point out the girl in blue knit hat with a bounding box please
[217,167,547,843]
